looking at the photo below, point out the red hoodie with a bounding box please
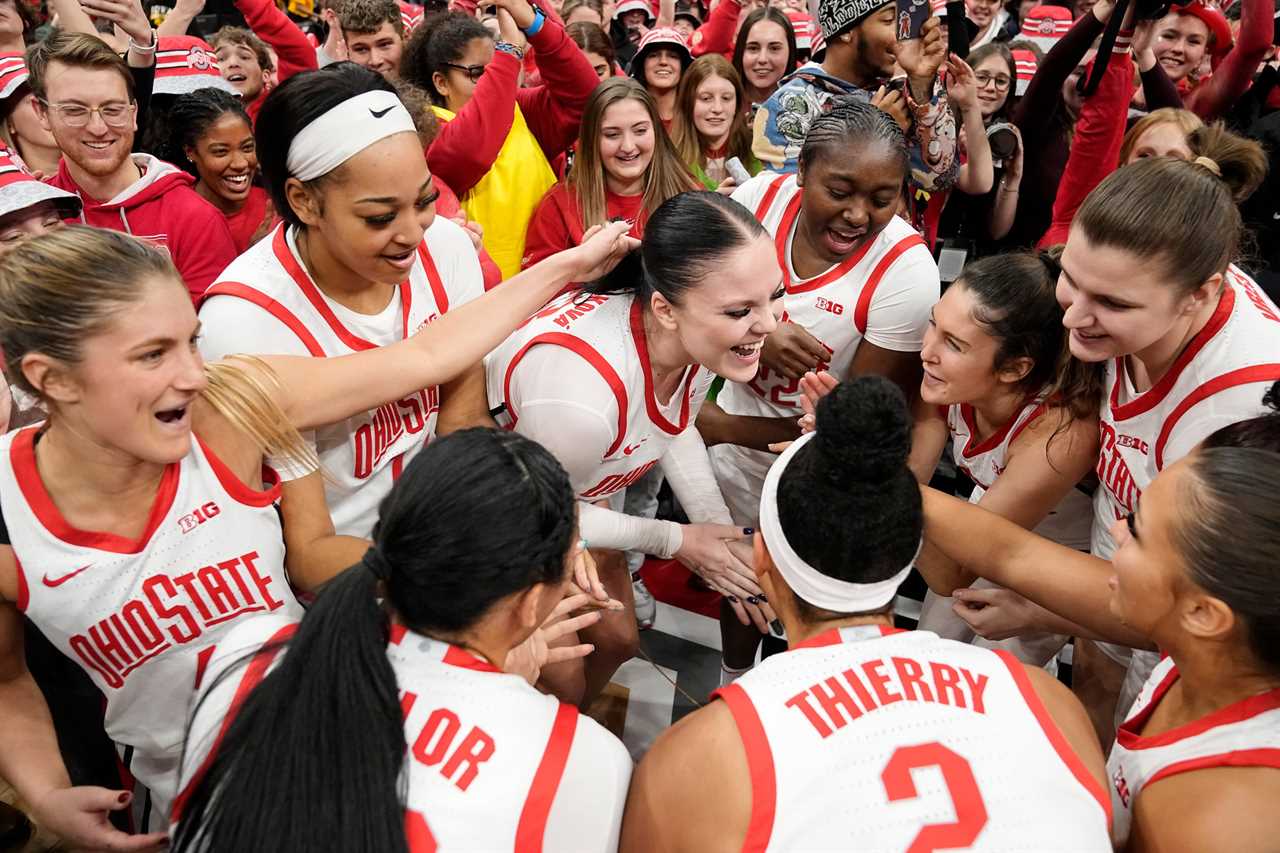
[49,154,239,301]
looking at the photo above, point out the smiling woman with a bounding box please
[195,63,500,584]
[165,88,274,254]
[489,190,783,709]
[704,97,938,683]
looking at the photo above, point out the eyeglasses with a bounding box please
[974,72,1012,92]
[40,100,135,128]
[441,62,486,82]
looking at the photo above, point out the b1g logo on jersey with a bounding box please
[178,501,221,534]
[813,297,844,316]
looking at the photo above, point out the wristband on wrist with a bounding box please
[495,40,526,60]
[523,6,545,36]
[129,29,157,52]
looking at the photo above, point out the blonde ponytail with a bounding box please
[202,356,320,474]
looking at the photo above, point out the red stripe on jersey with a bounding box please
[195,435,281,507]
[389,623,408,645]
[1153,364,1280,468]
[502,333,630,458]
[1145,748,1280,789]
[789,624,906,651]
[773,194,877,294]
[853,235,927,335]
[994,650,1112,828]
[441,644,501,673]
[273,226,415,350]
[514,702,579,852]
[11,427,181,554]
[630,299,701,436]
[170,622,299,821]
[957,396,1044,459]
[200,281,326,357]
[714,683,776,852]
[404,809,438,853]
[752,173,791,221]
[192,644,217,692]
[1006,402,1049,446]
[1117,672,1280,750]
[391,453,405,481]
[1109,287,1234,421]
[417,243,449,314]
[14,554,28,612]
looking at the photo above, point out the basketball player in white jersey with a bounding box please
[0,216,635,846]
[198,65,487,590]
[952,130,1280,737]
[905,251,1098,667]
[919,401,1280,851]
[171,429,632,853]
[703,99,938,682]
[622,377,1111,852]
[486,190,785,707]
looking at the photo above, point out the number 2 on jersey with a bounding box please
[881,742,989,853]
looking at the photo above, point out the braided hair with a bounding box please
[799,96,908,174]
[172,428,577,853]
[162,88,253,180]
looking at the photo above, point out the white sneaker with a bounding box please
[632,575,656,630]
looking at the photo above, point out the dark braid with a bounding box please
[400,12,492,105]
[799,96,908,173]
[162,88,252,178]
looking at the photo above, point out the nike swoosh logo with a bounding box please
[622,443,644,456]
[43,564,93,588]
[370,106,394,118]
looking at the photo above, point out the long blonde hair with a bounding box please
[0,226,315,468]
[566,77,696,232]
[671,55,754,173]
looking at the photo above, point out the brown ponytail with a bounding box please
[1075,122,1267,294]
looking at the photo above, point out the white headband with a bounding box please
[759,432,920,613]
[286,90,418,183]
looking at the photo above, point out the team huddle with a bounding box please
[0,0,1277,846]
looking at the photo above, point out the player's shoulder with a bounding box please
[571,708,633,772]
[730,170,794,215]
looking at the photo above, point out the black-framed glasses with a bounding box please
[39,99,135,127]
[974,72,1012,92]
[441,62,486,82]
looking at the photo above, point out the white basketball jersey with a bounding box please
[1108,656,1280,845]
[176,622,631,850]
[947,396,1092,549]
[716,626,1112,851]
[1092,267,1280,559]
[486,291,714,501]
[0,426,302,819]
[720,172,931,420]
[201,221,483,537]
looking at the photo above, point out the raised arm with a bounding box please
[920,485,1151,647]
[1038,34,1134,247]
[233,0,320,84]
[426,52,520,195]
[689,0,741,58]
[259,223,635,431]
[513,0,604,159]
[1183,0,1272,119]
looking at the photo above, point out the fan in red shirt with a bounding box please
[524,77,697,274]
[164,88,274,255]
[31,32,237,301]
